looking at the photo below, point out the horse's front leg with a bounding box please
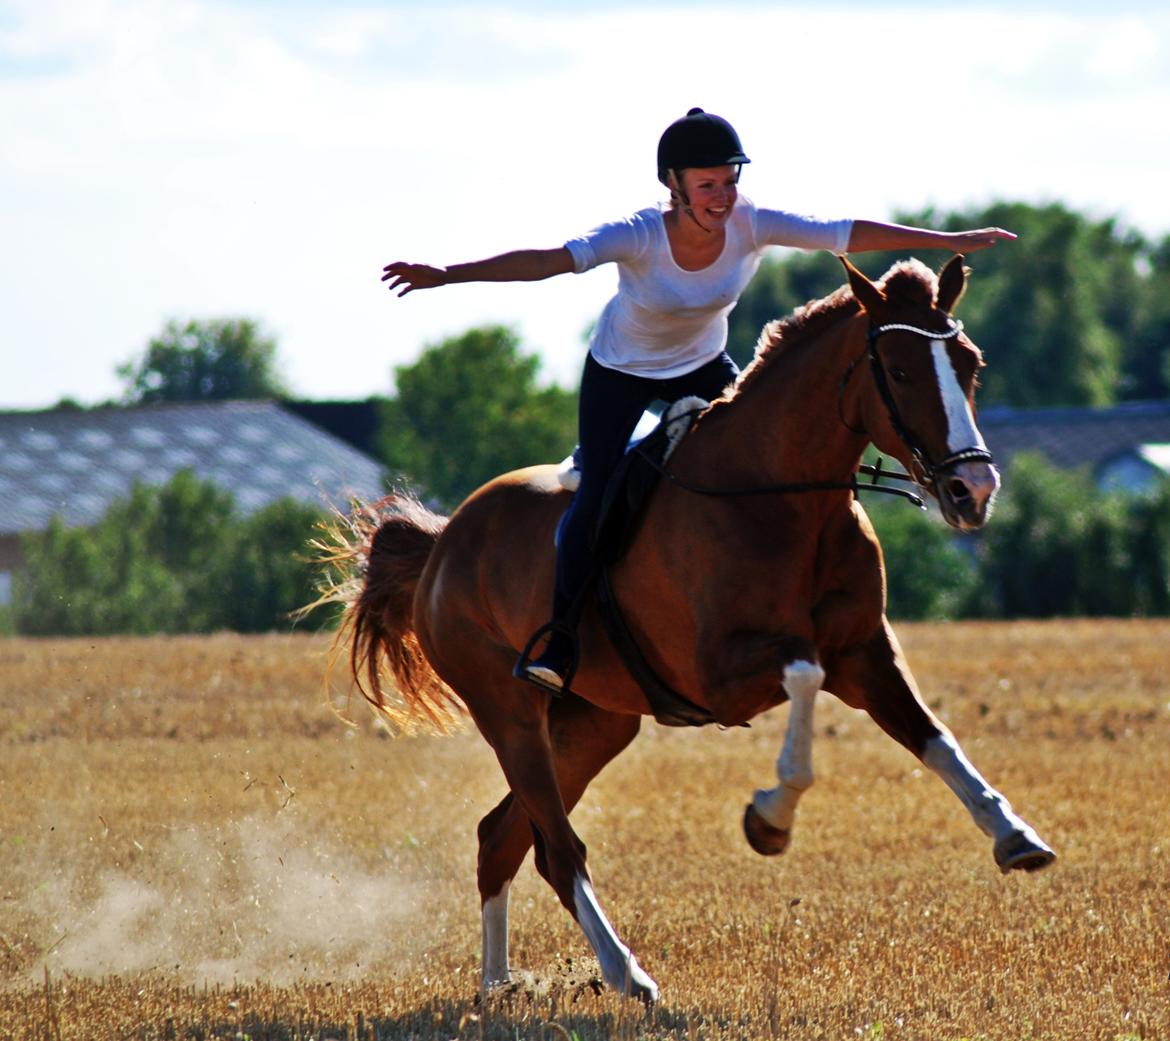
[743,649,826,857]
[825,619,1055,873]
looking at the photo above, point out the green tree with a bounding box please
[1125,234,1170,400]
[378,325,577,508]
[1125,478,1170,613]
[219,498,332,632]
[912,202,1133,407]
[15,487,194,635]
[970,454,1144,618]
[13,471,327,635]
[864,497,980,621]
[118,318,289,403]
[728,202,1151,409]
[727,251,844,368]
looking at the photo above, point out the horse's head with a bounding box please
[841,255,998,531]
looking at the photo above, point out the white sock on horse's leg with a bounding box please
[481,883,511,989]
[573,875,659,1002]
[921,730,1055,872]
[921,732,1026,841]
[752,660,825,831]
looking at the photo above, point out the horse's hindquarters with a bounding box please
[412,466,570,691]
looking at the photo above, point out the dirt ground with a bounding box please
[1,621,1167,1039]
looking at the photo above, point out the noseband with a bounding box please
[841,317,995,488]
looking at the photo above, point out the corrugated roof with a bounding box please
[979,401,1170,475]
[0,401,387,535]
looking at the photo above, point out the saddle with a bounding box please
[558,396,702,563]
[556,397,721,728]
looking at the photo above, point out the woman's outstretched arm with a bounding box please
[846,220,1016,255]
[381,247,576,297]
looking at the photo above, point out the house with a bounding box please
[0,401,387,603]
[978,400,1170,494]
[284,398,384,457]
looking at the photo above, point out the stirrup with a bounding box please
[513,621,580,696]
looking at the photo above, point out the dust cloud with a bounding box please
[21,813,443,986]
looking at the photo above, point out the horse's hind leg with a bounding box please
[465,674,656,1001]
[476,697,641,990]
[825,619,1055,873]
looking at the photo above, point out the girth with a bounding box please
[595,567,718,728]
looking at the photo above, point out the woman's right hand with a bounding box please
[381,262,449,296]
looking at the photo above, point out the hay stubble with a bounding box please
[1,622,1167,1039]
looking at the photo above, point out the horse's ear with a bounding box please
[840,255,885,315]
[937,254,970,314]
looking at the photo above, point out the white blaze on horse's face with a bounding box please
[932,340,1000,530]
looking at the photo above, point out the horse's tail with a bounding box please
[307,494,463,733]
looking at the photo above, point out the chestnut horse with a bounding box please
[331,256,1054,1003]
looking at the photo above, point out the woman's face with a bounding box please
[678,165,739,227]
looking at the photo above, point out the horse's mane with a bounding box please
[727,259,940,400]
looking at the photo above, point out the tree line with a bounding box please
[727,200,1170,406]
[12,472,329,636]
[868,456,1170,620]
[9,199,1169,633]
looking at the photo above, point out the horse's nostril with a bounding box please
[947,478,971,502]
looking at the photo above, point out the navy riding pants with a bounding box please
[551,350,740,623]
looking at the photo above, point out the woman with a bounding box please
[382,107,1015,692]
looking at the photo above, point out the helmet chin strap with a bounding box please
[684,205,715,234]
[670,170,715,235]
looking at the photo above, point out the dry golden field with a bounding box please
[1,621,1168,1040]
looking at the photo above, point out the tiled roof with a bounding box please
[0,401,387,535]
[979,401,1170,475]
[6,398,1163,538]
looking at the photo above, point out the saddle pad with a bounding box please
[557,396,709,492]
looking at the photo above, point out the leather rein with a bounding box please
[638,315,994,508]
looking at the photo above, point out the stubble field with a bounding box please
[0,621,1168,1040]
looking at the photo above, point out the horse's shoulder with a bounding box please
[818,501,882,568]
[811,503,886,642]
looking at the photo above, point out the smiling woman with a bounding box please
[380,106,1016,691]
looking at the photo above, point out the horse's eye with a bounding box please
[889,366,908,384]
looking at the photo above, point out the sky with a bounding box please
[3,0,1169,409]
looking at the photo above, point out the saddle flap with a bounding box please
[590,396,708,564]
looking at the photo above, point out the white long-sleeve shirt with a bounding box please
[564,196,852,378]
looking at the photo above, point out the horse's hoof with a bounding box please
[743,803,791,856]
[629,973,659,1006]
[995,829,1056,874]
[481,974,513,994]
[609,957,658,1005]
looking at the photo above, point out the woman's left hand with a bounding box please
[950,227,1017,252]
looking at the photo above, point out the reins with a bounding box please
[638,313,993,509]
[634,428,926,507]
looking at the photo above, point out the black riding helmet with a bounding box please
[656,107,750,186]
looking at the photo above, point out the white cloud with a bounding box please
[2,1,1170,408]
[1086,15,1163,81]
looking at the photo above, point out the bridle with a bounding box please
[839,316,995,489]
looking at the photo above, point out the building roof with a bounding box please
[284,399,383,457]
[979,400,1170,476]
[0,401,387,536]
